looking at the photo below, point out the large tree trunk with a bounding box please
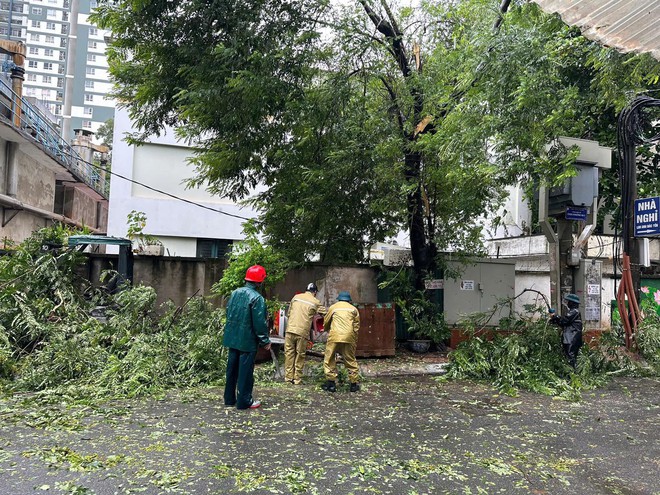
[404,150,431,289]
[360,0,434,289]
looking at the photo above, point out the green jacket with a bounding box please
[223,282,270,352]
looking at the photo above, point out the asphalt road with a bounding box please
[0,376,658,494]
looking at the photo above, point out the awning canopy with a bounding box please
[532,0,660,61]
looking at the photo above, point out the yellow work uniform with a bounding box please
[323,301,360,383]
[284,291,326,384]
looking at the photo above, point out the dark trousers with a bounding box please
[224,348,257,409]
[562,333,583,368]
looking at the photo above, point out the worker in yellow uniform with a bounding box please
[322,291,360,393]
[284,283,326,384]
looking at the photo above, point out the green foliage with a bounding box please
[92,0,660,275]
[636,305,660,369]
[212,221,289,297]
[399,293,448,345]
[95,118,114,148]
[0,227,227,398]
[446,301,658,399]
[379,266,449,344]
[125,210,161,252]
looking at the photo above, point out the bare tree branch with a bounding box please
[379,75,406,131]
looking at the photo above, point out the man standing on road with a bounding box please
[223,265,271,409]
[284,283,326,385]
[322,291,360,393]
[549,293,583,369]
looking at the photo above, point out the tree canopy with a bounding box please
[92,0,660,287]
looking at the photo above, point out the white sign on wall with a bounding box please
[424,279,444,290]
[460,280,475,291]
[585,306,600,321]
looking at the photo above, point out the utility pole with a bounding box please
[617,96,660,298]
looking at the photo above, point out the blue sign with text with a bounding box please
[565,207,588,221]
[635,197,660,236]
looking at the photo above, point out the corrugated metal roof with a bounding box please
[532,0,660,61]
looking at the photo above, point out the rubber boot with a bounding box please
[321,380,336,393]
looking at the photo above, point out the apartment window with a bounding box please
[10,28,20,37]
[89,27,98,36]
[31,20,41,28]
[30,34,40,41]
[47,9,56,18]
[56,92,63,101]
[42,75,51,84]
[90,1,98,7]
[45,35,54,43]
[46,22,56,30]
[28,61,38,69]
[43,62,53,71]
[82,121,92,129]
[84,94,94,102]
[62,12,68,22]
[60,39,67,48]
[27,74,37,82]
[88,41,97,50]
[84,107,93,116]
[87,54,96,62]
[29,47,39,55]
[44,49,54,57]
[32,7,43,15]
[86,67,95,75]
[197,239,233,259]
[85,80,94,89]
[48,0,57,4]
[0,28,6,36]
[56,78,64,88]
[59,51,65,61]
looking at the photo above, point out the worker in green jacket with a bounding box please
[284,282,326,385]
[223,265,271,409]
[321,291,360,393]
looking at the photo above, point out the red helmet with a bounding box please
[245,265,267,283]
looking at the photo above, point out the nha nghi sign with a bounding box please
[635,197,660,236]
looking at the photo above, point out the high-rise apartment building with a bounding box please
[1,0,114,141]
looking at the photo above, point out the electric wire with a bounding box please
[615,95,660,300]
[56,148,256,222]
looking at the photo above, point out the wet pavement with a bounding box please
[0,368,658,494]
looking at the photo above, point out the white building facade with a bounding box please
[106,108,257,257]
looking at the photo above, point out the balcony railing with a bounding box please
[0,75,108,198]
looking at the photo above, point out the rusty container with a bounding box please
[356,303,396,357]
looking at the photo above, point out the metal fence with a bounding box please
[0,75,108,198]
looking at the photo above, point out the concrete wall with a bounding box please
[17,151,57,210]
[0,120,108,244]
[0,139,57,243]
[61,183,107,230]
[85,254,227,308]
[269,265,380,307]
